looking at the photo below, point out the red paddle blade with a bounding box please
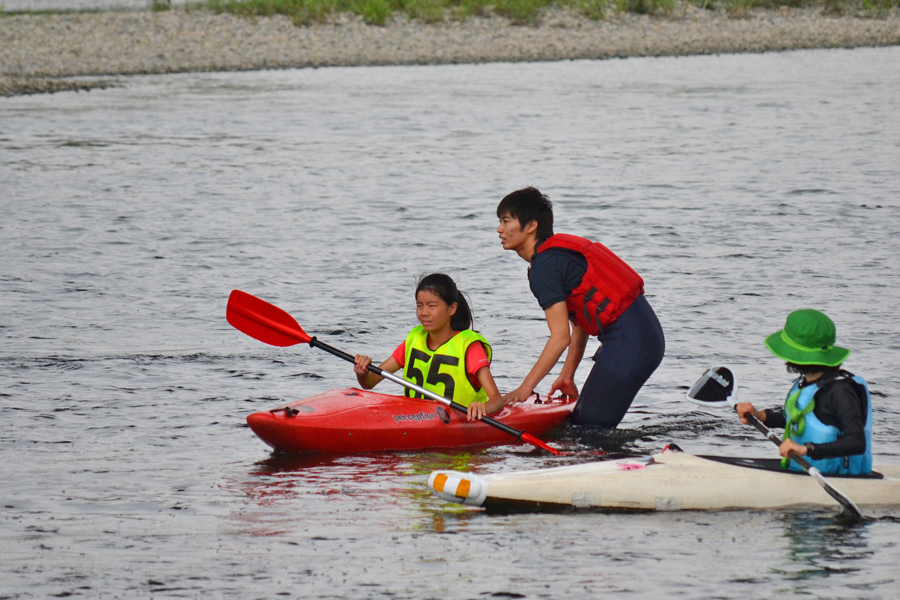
[520,432,561,456]
[226,290,311,347]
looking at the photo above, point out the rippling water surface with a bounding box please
[2,47,900,598]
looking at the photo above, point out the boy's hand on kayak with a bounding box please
[353,354,372,375]
[467,403,486,421]
[502,386,532,405]
[779,438,807,458]
[549,376,579,400]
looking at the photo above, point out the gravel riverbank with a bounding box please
[2,6,899,96]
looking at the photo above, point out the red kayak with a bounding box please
[247,388,575,453]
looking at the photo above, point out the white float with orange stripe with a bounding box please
[428,470,489,506]
[427,449,900,512]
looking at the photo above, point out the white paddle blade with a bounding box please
[686,366,738,409]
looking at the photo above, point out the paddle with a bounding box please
[685,366,863,520]
[226,289,561,455]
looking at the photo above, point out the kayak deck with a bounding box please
[428,451,900,511]
[247,388,575,453]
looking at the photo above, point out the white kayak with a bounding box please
[428,449,900,512]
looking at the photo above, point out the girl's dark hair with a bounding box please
[496,187,555,244]
[416,273,473,331]
[786,362,841,375]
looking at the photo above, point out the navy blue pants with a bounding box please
[570,294,665,427]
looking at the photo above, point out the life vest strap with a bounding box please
[581,286,611,336]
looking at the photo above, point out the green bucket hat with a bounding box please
[764,309,851,367]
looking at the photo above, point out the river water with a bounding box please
[2,47,900,598]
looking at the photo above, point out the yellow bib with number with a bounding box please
[403,326,492,407]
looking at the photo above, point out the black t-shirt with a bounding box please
[764,374,868,460]
[527,247,587,310]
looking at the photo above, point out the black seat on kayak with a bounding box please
[697,455,885,480]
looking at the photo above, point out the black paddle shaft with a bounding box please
[743,411,864,519]
[743,412,818,472]
[308,337,524,440]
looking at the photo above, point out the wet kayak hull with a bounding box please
[247,388,574,453]
[428,451,900,511]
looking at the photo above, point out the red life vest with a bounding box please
[535,233,644,336]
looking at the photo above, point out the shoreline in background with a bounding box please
[2,6,899,96]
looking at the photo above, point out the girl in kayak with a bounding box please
[736,309,872,475]
[353,273,504,421]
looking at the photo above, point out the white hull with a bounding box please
[428,451,900,511]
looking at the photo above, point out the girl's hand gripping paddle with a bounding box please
[226,290,561,455]
[686,366,863,521]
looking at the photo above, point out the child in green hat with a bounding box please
[735,309,873,475]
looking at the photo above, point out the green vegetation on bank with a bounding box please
[205,0,899,25]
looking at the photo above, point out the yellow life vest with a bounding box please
[403,326,492,407]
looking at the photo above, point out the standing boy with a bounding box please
[496,187,665,427]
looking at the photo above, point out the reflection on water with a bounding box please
[224,450,494,536]
[777,512,874,585]
[2,46,900,598]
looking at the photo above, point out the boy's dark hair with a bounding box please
[497,187,554,244]
[416,273,474,332]
[786,362,841,375]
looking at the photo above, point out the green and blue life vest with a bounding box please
[782,372,872,475]
[403,326,492,408]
